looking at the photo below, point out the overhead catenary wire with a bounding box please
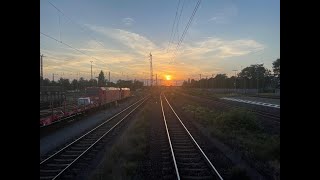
[171,0,201,63]
[41,32,135,75]
[47,1,116,57]
[43,1,150,79]
[172,0,186,46]
[167,0,181,53]
[40,32,103,63]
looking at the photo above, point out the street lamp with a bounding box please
[90,61,93,80]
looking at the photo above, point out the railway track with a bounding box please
[40,95,149,180]
[180,92,280,122]
[160,93,223,180]
[245,94,280,99]
[215,99,280,121]
[215,98,280,123]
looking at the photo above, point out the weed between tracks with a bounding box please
[182,105,280,179]
[90,107,149,180]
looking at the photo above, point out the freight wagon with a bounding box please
[40,87,131,127]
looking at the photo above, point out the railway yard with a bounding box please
[39,1,281,179]
[40,87,280,180]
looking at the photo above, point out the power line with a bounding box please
[171,0,201,63]
[44,1,143,75]
[173,0,186,46]
[47,1,113,56]
[40,32,111,69]
[167,0,181,53]
[172,0,201,61]
[44,55,70,61]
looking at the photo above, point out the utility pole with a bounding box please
[52,73,54,82]
[156,74,158,86]
[199,74,202,88]
[109,71,110,83]
[40,54,44,79]
[90,61,93,80]
[149,52,153,87]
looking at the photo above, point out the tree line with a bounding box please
[182,59,280,92]
[40,70,144,91]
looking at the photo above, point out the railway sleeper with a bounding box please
[176,157,202,163]
[173,148,197,153]
[53,158,74,162]
[40,169,62,173]
[162,174,176,179]
[60,154,79,157]
[177,161,207,167]
[172,142,194,146]
[179,168,212,174]
[172,145,195,149]
[180,175,214,180]
[162,166,175,174]
[40,176,56,180]
[174,152,198,156]
[65,150,83,154]
[71,146,89,150]
[46,163,69,167]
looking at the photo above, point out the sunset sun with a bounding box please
[165,75,171,80]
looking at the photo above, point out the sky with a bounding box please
[40,0,280,85]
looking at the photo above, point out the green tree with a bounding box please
[98,70,106,87]
[71,79,78,90]
[272,58,280,87]
[238,64,270,90]
[58,78,71,90]
[117,79,132,88]
[89,79,97,87]
[106,81,116,87]
[78,77,87,90]
[214,74,228,88]
[43,78,51,86]
[132,80,143,90]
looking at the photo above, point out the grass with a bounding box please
[177,88,235,100]
[182,104,280,178]
[90,108,149,180]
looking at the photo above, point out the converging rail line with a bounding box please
[40,95,149,180]
[160,92,223,180]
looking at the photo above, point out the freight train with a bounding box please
[40,87,131,127]
[40,86,65,110]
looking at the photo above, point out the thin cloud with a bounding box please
[86,25,158,55]
[44,24,265,80]
[122,17,135,26]
[180,37,265,59]
[208,3,238,24]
